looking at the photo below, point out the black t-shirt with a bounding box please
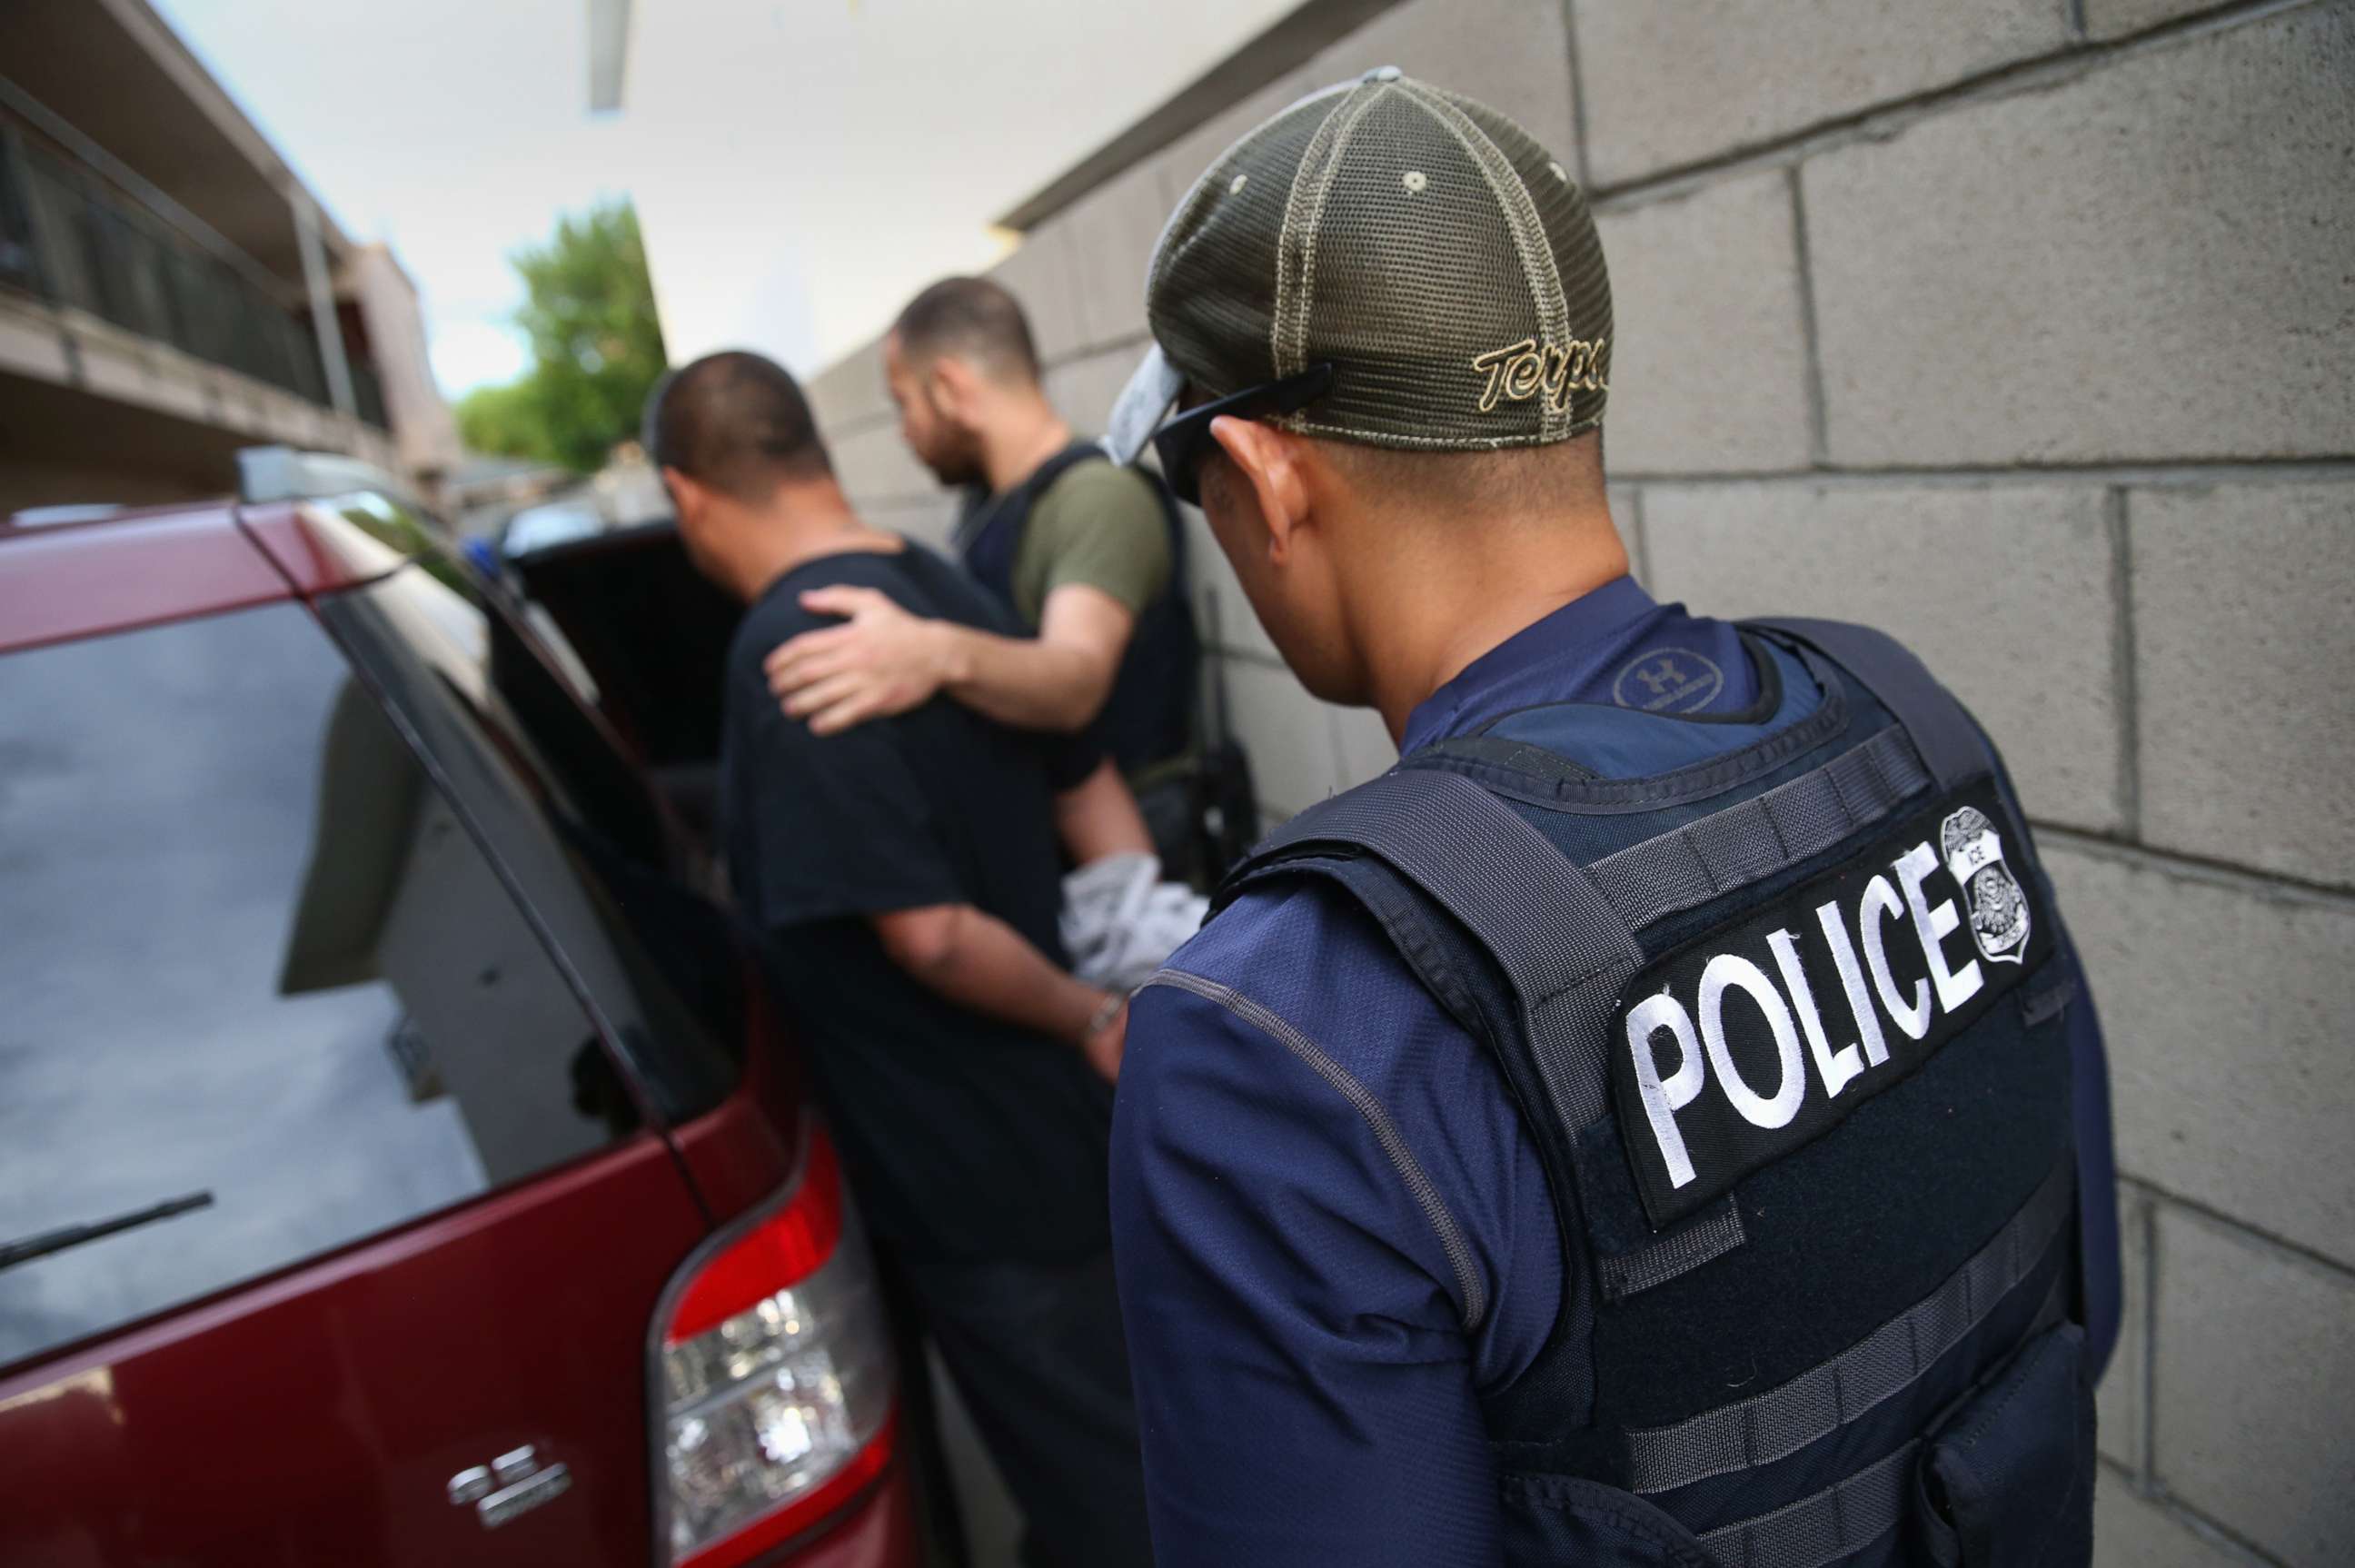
[720,541,1112,1263]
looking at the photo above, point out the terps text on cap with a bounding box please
[1470,335,1608,414]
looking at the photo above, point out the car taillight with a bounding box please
[655,1124,896,1568]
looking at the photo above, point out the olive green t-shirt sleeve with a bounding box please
[1009,462,1173,629]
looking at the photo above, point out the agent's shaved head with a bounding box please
[647,350,830,503]
[892,276,1040,385]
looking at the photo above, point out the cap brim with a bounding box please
[1098,343,1184,466]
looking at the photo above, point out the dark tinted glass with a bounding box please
[0,604,631,1368]
[313,551,746,1122]
[504,522,739,771]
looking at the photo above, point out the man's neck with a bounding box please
[721,491,899,603]
[1357,511,1630,745]
[978,393,1074,495]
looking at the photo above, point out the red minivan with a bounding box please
[0,462,923,1568]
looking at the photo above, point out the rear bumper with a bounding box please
[760,1460,922,1568]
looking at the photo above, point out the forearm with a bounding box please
[888,904,1107,1043]
[1056,759,1154,864]
[935,622,1115,733]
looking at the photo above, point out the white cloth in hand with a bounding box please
[1059,852,1209,993]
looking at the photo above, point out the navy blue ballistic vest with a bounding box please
[1212,620,2098,1568]
[958,443,1200,774]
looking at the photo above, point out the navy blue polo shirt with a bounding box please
[1108,577,2113,1566]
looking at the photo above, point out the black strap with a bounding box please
[1595,1200,1745,1303]
[1748,617,1990,791]
[952,441,1104,559]
[1624,1156,2077,1496]
[1586,722,1930,931]
[1231,769,1641,1128]
[1697,1439,1919,1568]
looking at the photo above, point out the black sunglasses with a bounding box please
[1152,362,1336,507]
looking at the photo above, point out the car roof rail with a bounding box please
[5,502,126,529]
[238,446,420,511]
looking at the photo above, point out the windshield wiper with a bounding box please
[0,1192,215,1272]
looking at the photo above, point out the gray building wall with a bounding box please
[807,4,2354,1562]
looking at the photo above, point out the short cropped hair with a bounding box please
[645,350,830,502]
[892,276,1040,384]
[1317,426,1607,518]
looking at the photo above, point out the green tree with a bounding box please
[458,199,668,472]
[452,378,547,461]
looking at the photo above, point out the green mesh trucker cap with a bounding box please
[1104,69,1612,480]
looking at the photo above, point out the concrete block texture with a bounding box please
[1307,0,1579,167]
[1155,70,1315,215]
[1611,484,1649,588]
[1181,504,1280,663]
[2130,481,2355,889]
[2085,0,2225,41]
[1060,162,1167,352]
[1043,344,1146,442]
[1226,657,1345,818]
[830,422,939,509]
[2093,1467,2252,1568]
[2045,845,2355,1266]
[2151,1203,2355,1564]
[1574,0,2063,185]
[2098,1184,2147,1474]
[1595,170,1814,474]
[1641,481,2125,833]
[1331,702,1396,789]
[1804,4,2355,466]
[986,222,1085,368]
[864,494,961,555]
[807,335,890,437]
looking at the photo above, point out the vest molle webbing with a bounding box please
[1211,621,2096,1566]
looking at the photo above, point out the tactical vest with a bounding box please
[958,442,1200,774]
[1213,620,2097,1568]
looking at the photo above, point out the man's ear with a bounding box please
[1207,416,1310,561]
[661,465,705,523]
[929,354,983,420]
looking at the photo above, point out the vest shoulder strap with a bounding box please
[1225,768,1642,1130]
[991,442,1191,581]
[1026,440,1110,498]
[1747,616,1990,789]
[955,442,1105,562]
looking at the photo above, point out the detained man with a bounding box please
[649,350,1154,1568]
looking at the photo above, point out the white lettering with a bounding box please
[1862,875,1932,1041]
[1626,991,1706,1188]
[1769,928,1863,1097]
[1815,898,1892,1066]
[1896,842,1982,1014]
[1699,953,1806,1129]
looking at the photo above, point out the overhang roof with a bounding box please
[0,0,356,289]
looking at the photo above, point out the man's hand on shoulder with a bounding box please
[766,585,954,736]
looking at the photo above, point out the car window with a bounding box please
[0,603,635,1369]
[504,523,738,772]
[313,553,746,1123]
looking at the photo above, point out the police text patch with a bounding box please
[1610,781,2052,1229]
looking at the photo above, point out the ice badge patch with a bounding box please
[1942,806,2031,965]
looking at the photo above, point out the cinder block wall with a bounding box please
[807,4,2354,1561]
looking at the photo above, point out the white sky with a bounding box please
[152,0,1297,398]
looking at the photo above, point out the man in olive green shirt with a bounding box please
[764,277,1197,777]
[1001,461,1168,632]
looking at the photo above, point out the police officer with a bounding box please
[1101,72,2122,1565]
